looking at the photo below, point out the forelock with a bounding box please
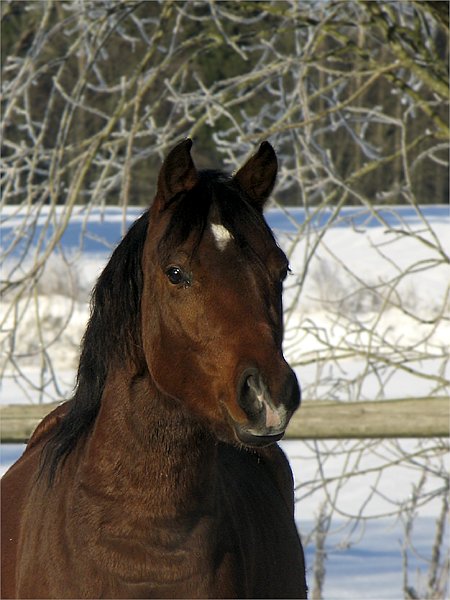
[156,170,271,262]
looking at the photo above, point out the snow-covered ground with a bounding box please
[1,204,449,598]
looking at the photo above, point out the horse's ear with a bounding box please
[233,141,278,211]
[154,139,198,211]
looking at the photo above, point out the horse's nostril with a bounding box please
[242,375,251,393]
[245,374,259,398]
[238,369,264,419]
[237,367,300,422]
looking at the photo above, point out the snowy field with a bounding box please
[1,204,449,599]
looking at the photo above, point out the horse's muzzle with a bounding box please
[233,368,300,446]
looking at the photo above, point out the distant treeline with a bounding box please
[1,1,448,206]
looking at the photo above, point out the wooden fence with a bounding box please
[1,397,448,443]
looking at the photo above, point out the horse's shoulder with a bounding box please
[25,401,72,452]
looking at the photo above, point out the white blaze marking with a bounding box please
[254,390,283,429]
[264,403,282,429]
[247,375,284,430]
[210,223,233,251]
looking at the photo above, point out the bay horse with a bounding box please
[1,140,307,599]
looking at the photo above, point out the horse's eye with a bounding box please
[165,266,189,286]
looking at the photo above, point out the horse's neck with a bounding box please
[79,368,217,522]
[69,369,221,592]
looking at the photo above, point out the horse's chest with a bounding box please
[81,512,229,598]
[21,514,225,598]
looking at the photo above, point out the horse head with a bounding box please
[141,139,300,446]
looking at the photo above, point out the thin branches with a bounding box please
[1,1,448,595]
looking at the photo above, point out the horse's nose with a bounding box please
[237,367,300,436]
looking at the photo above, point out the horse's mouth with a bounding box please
[234,427,285,447]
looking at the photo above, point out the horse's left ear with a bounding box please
[154,138,199,211]
[233,141,278,211]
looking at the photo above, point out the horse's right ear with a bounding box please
[233,141,278,212]
[153,139,198,211]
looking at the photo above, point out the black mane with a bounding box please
[42,170,272,483]
[43,211,149,483]
[158,170,271,263]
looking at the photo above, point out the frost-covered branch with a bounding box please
[1,0,448,595]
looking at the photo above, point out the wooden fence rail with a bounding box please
[1,397,448,443]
